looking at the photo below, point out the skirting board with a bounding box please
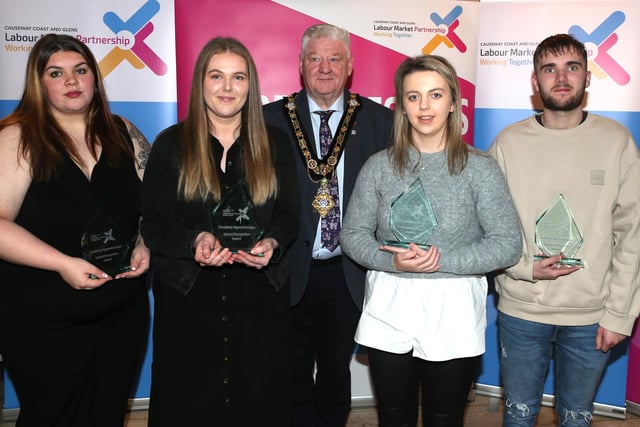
[0,400,154,423]
[351,384,628,420]
[0,384,629,422]
[626,400,640,417]
[474,383,627,420]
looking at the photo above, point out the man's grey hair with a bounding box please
[300,24,351,58]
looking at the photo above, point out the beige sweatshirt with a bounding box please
[489,113,640,335]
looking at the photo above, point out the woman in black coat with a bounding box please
[141,37,300,427]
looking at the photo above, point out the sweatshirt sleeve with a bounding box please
[437,155,523,275]
[600,136,640,335]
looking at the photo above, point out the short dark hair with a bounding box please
[533,34,587,69]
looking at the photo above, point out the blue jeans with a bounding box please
[498,312,611,426]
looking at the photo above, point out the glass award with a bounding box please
[384,178,437,250]
[212,179,263,253]
[81,208,135,277]
[534,194,584,267]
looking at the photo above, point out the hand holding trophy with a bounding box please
[534,194,584,267]
[81,207,136,277]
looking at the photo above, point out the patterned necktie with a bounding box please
[316,110,341,252]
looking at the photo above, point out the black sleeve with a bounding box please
[262,126,301,263]
[140,127,202,260]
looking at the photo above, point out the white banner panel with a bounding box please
[1,0,176,102]
[475,0,640,112]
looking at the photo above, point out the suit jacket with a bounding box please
[263,89,393,308]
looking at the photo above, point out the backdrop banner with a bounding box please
[174,0,478,138]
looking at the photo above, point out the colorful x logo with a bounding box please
[99,0,167,78]
[569,11,629,85]
[422,6,467,55]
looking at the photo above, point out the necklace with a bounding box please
[284,92,361,217]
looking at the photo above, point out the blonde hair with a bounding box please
[390,55,471,176]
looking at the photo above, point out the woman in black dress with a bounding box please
[141,37,299,426]
[0,34,150,426]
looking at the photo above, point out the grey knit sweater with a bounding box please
[341,147,522,279]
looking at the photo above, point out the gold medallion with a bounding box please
[311,179,335,218]
[283,92,361,216]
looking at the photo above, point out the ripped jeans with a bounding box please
[498,312,610,426]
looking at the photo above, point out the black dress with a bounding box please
[0,124,149,427]
[142,124,300,427]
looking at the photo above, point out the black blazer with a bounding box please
[140,123,300,296]
[263,90,393,308]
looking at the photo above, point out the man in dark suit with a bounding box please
[263,23,393,427]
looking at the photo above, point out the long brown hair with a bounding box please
[178,37,276,205]
[390,55,471,176]
[0,33,132,181]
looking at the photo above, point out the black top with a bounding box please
[0,117,147,322]
[141,123,300,295]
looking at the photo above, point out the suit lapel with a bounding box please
[340,91,360,205]
[295,90,320,158]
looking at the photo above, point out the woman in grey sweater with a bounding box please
[341,55,522,427]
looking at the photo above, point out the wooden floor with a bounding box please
[117,394,640,426]
[351,393,640,427]
[4,393,638,426]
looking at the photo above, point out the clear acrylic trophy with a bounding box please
[212,180,263,253]
[81,208,135,276]
[384,178,437,250]
[534,194,584,267]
